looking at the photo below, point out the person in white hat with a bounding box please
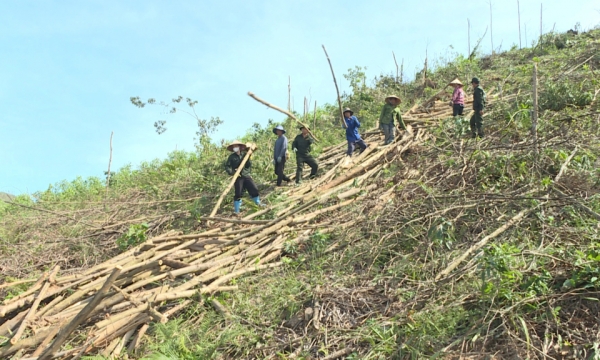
[449,78,465,117]
[272,125,291,186]
[224,141,262,214]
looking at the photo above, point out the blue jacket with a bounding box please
[344,116,361,142]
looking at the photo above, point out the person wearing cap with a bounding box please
[292,125,318,183]
[224,141,262,214]
[379,95,406,145]
[470,77,486,138]
[449,78,465,117]
[273,125,291,186]
[343,108,368,156]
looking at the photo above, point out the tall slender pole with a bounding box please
[517,0,522,49]
[392,51,399,83]
[468,18,471,57]
[313,101,317,131]
[400,58,404,84]
[105,131,113,195]
[532,63,539,154]
[287,76,291,112]
[539,3,543,49]
[489,1,494,54]
[321,45,347,128]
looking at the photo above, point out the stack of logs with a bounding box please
[0,89,492,359]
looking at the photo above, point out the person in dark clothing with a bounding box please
[292,125,318,184]
[273,125,291,186]
[224,140,263,214]
[470,77,486,138]
[343,108,368,156]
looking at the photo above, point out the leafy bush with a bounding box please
[540,80,593,111]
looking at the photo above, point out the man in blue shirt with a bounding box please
[343,108,368,156]
[273,125,291,186]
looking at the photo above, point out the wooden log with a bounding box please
[201,262,282,293]
[39,266,123,360]
[210,298,231,319]
[435,208,533,280]
[94,303,149,330]
[198,216,270,225]
[2,271,48,306]
[161,258,191,270]
[127,323,148,354]
[0,325,54,358]
[31,322,62,357]
[0,309,27,337]
[11,270,55,344]
[247,92,319,141]
[111,327,136,358]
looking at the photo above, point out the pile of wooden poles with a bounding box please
[0,98,458,359]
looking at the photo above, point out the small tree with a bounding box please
[130,96,223,152]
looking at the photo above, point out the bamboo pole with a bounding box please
[247,92,319,141]
[322,45,347,128]
[39,266,123,360]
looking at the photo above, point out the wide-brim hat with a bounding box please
[471,77,480,84]
[343,107,353,115]
[226,140,247,152]
[272,125,286,134]
[298,124,310,130]
[385,95,402,103]
[449,78,463,86]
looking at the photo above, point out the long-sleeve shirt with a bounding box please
[344,116,362,142]
[379,103,406,129]
[473,87,486,111]
[225,152,252,178]
[452,87,465,105]
[273,135,288,160]
[292,134,314,157]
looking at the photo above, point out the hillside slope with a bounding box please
[1,27,600,359]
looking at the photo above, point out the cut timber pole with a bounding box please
[321,45,347,129]
[313,101,317,131]
[517,0,522,49]
[209,145,256,217]
[392,51,399,83]
[247,92,319,142]
[39,266,122,360]
[106,131,113,195]
[532,62,539,154]
[435,208,533,281]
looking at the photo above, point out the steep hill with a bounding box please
[1,27,600,359]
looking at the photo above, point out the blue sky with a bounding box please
[0,0,598,195]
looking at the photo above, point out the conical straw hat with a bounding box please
[385,95,401,103]
[449,78,463,86]
[226,140,247,152]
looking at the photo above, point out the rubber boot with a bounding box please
[252,196,265,207]
[234,199,242,214]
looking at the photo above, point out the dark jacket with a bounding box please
[225,152,252,178]
[292,134,314,157]
[473,87,486,112]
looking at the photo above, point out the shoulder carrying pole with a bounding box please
[247,92,319,142]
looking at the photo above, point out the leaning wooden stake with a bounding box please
[247,92,319,142]
[435,208,533,280]
[39,266,123,360]
[321,45,347,129]
[532,62,539,154]
[209,145,256,217]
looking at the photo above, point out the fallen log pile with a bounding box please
[0,96,478,359]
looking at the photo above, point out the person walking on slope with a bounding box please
[292,125,318,184]
[273,125,291,186]
[470,77,486,138]
[343,108,368,156]
[224,141,263,214]
[449,78,465,117]
[378,95,406,145]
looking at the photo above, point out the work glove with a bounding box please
[277,156,282,163]
[293,148,297,152]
